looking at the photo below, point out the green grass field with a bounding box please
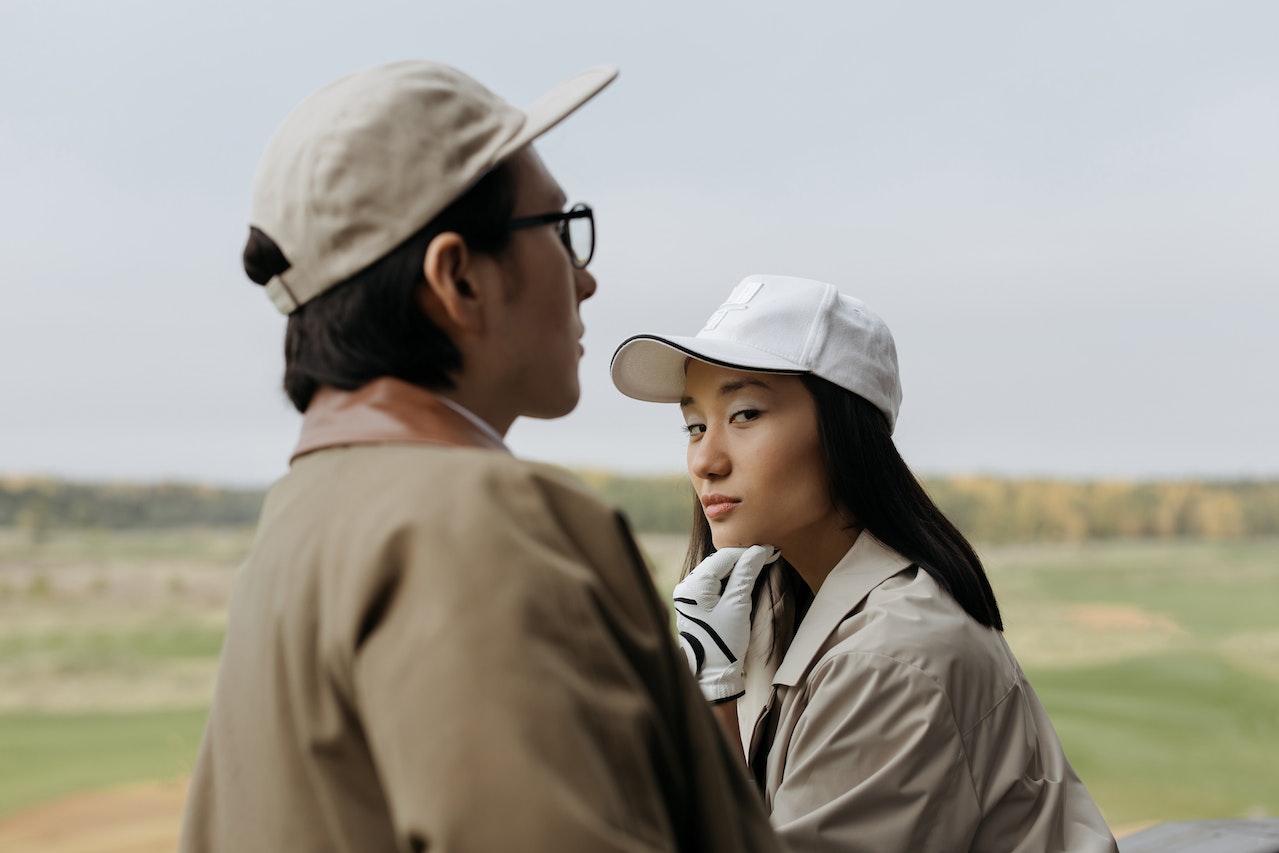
[0,709,207,816]
[988,538,1279,827]
[0,528,1275,829]
[1035,653,1279,822]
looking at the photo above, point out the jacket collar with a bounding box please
[773,531,914,687]
[291,377,509,462]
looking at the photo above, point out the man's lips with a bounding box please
[700,494,740,520]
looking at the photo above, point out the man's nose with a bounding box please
[575,267,597,302]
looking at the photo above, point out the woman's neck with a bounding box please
[780,519,862,594]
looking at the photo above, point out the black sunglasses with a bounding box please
[507,202,595,269]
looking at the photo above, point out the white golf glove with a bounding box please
[673,545,778,704]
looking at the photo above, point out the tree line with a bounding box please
[3,474,1278,543]
[1,478,264,541]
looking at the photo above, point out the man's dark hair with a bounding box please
[681,373,1002,658]
[242,162,518,413]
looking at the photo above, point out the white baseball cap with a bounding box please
[610,275,903,432]
[249,60,618,314]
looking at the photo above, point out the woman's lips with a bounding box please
[702,497,740,520]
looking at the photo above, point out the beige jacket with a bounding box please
[181,378,779,853]
[740,532,1118,853]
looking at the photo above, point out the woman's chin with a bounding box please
[711,531,762,550]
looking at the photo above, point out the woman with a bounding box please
[611,275,1118,853]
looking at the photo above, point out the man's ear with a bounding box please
[420,232,489,334]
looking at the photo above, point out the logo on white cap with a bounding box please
[702,280,764,331]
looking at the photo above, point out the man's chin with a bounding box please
[524,387,581,421]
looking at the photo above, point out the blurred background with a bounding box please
[1,0,1276,849]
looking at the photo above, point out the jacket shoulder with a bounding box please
[282,445,617,525]
[820,569,1019,730]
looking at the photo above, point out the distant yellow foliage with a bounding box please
[0,475,1276,542]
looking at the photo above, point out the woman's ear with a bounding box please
[420,231,487,333]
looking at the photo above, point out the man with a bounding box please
[180,62,779,852]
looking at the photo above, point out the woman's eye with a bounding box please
[729,409,761,424]
[683,423,706,437]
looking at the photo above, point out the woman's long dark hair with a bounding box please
[681,372,1002,639]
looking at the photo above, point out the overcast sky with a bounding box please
[3,0,1276,486]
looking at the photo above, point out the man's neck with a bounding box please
[433,387,512,438]
[433,394,510,449]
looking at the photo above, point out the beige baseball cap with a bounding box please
[249,60,618,314]
[611,275,903,432]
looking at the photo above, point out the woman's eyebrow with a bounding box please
[679,378,772,408]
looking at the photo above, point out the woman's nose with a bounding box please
[688,427,730,481]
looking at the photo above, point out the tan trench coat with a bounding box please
[180,378,779,853]
[739,532,1119,852]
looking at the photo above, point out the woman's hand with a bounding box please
[673,545,777,703]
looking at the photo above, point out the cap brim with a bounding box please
[496,65,618,161]
[610,334,806,403]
